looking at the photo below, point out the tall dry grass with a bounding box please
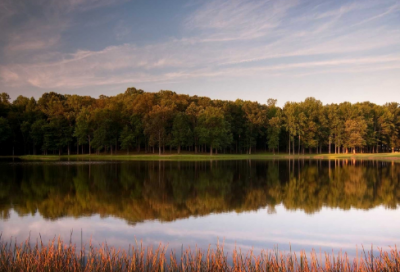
[0,234,399,271]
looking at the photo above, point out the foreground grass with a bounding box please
[16,152,400,161]
[1,237,399,271]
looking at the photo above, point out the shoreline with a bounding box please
[10,152,400,161]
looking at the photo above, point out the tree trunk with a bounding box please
[68,144,70,156]
[298,135,300,155]
[248,146,251,155]
[88,136,91,155]
[158,131,161,155]
[178,145,181,154]
[210,146,213,155]
[288,134,291,155]
[329,137,331,154]
[292,139,295,155]
[77,144,79,155]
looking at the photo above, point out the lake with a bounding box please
[0,159,399,257]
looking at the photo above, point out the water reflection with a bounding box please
[1,159,399,223]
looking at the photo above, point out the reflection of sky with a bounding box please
[1,204,399,259]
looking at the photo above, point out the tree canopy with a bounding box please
[0,89,399,155]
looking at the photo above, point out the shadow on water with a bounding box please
[1,159,399,223]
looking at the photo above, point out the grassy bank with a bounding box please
[1,237,398,271]
[15,152,400,161]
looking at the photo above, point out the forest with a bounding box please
[0,88,399,156]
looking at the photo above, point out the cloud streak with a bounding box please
[0,0,399,102]
[3,51,399,89]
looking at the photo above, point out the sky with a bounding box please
[0,0,399,107]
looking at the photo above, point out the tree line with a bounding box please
[0,88,399,156]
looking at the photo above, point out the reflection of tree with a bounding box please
[0,160,400,223]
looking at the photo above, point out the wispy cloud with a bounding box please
[40,0,126,13]
[3,49,399,89]
[1,0,399,100]
[0,0,18,23]
[185,0,298,41]
[1,0,126,59]
[351,3,400,27]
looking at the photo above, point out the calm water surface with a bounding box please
[0,159,399,256]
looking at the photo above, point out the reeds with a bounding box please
[1,235,399,271]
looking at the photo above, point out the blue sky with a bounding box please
[0,0,399,106]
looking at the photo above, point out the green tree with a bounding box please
[30,119,46,154]
[242,101,267,154]
[266,99,281,154]
[171,113,192,154]
[196,107,232,155]
[185,102,203,153]
[91,108,121,154]
[74,107,93,154]
[0,117,11,153]
[0,93,11,117]
[299,98,324,153]
[119,115,143,154]
[379,103,400,152]
[283,102,298,155]
[144,104,174,155]
[325,104,342,154]
[344,118,367,153]
[2,87,400,156]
